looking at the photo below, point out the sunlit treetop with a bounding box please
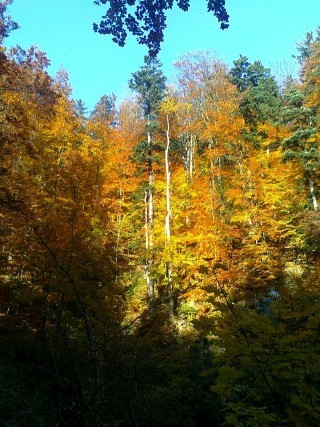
[129,55,167,115]
[295,27,320,65]
[93,0,229,56]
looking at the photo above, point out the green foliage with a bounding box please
[230,56,281,125]
[129,55,167,116]
[295,26,320,65]
[281,75,320,211]
[75,98,88,118]
[194,276,320,426]
[90,93,117,124]
[302,211,320,253]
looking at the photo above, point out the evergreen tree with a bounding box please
[230,56,281,126]
[91,93,117,125]
[129,55,166,117]
[75,98,88,118]
[281,43,320,211]
[129,55,166,303]
[295,26,320,65]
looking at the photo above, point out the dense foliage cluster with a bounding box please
[1,3,320,425]
[93,0,229,56]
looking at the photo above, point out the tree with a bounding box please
[194,269,320,426]
[295,26,320,65]
[0,56,126,424]
[230,55,281,126]
[75,98,88,118]
[281,38,320,212]
[93,0,229,56]
[159,95,180,318]
[129,55,166,303]
[129,55,166,116]
[90,93,117,125]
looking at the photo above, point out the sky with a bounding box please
[4,0,320,112]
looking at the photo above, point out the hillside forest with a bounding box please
[1,5,320,426]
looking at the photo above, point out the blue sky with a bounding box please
[4,0,320,112]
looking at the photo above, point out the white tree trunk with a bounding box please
[165,114,173,318]
[165,115,171,243]
[144,116,154,302]
[309,178,318,211]
[186,133,194,181]
[209,157,215,222]
[184,133,195,228]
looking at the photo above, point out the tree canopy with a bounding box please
[93,0,229,56]
[2,6,320,424]
[129,55,166,115]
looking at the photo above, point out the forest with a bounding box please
[1,2,320,426]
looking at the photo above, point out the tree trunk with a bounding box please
[186,133,194,182]
[145,115,154,302]
[309,178,318,211]
[165,114,174,318]
[209,157,215,222]
[185,133,194,227]
[165,115,171,243]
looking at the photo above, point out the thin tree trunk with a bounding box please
[144,189,154,303]
[186,133,194,182]
[145,115,154,302]
[185,133,194,227]
[165,114,174,318]
[209,157,215,222]
[309,178,318,211]
[148,123,154,247]
[115,187,123,283]
[165,115,171,243]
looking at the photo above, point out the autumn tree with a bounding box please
[0,48,124,425]
[0,46,57,287]
[156,94,182,318]
[166,52,247,321]
[2,9,320,424]
[192,34,320,426]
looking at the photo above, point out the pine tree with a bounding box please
[230,56,281,127]
[129,55,166,303]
